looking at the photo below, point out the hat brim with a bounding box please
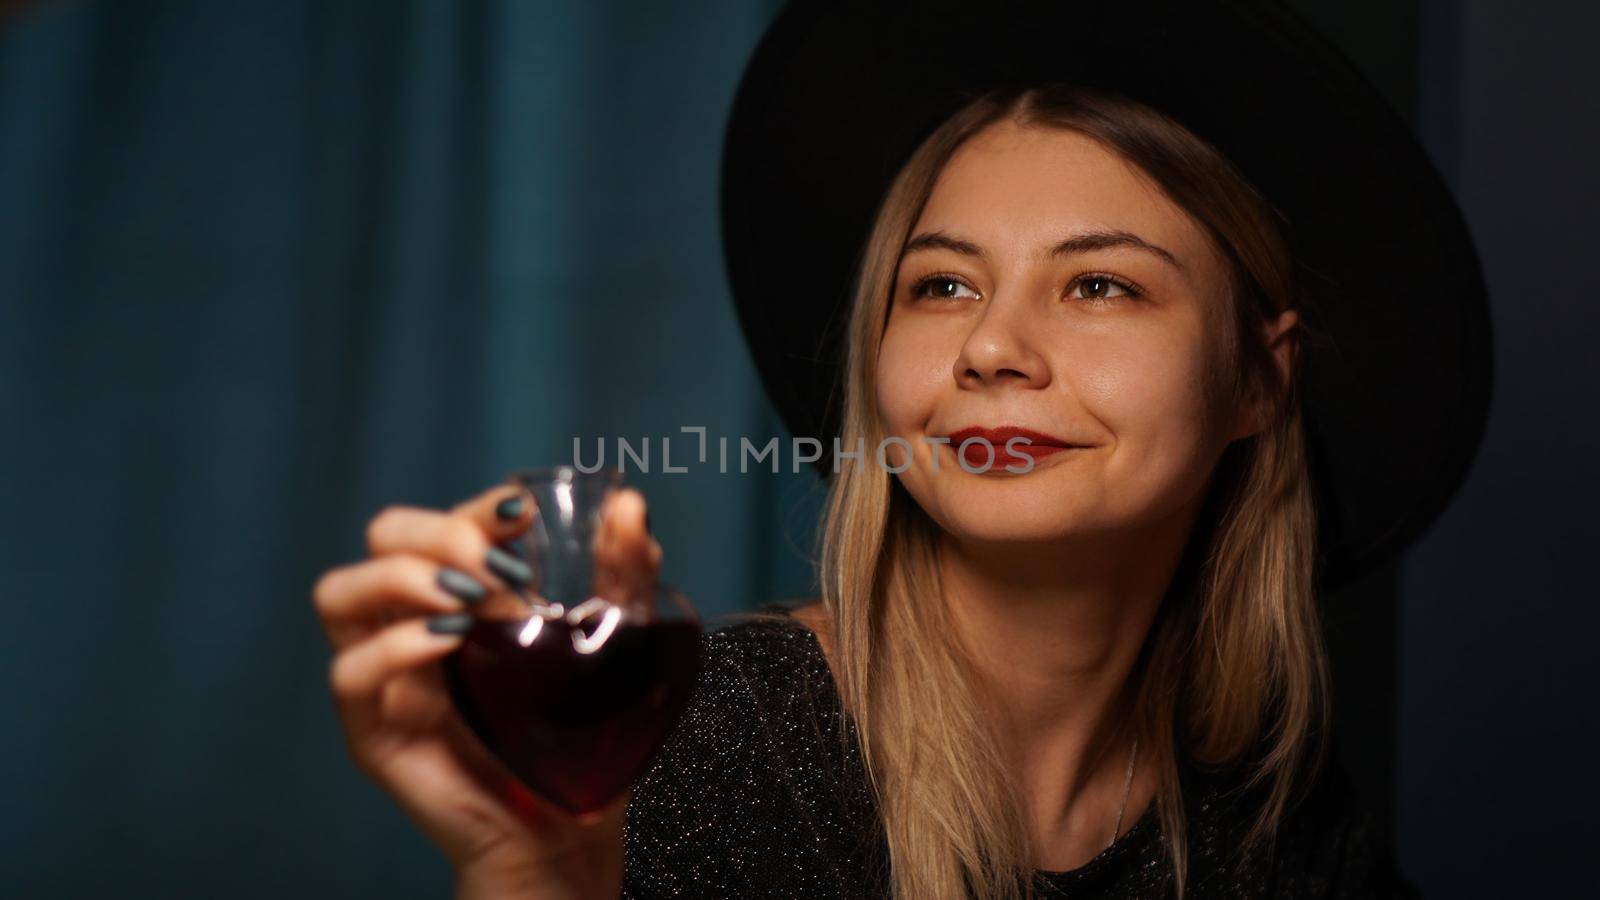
[720,0,1492,594]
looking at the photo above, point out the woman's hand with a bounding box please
[312,482,661,899]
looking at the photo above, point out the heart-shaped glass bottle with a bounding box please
[443,466,703,817]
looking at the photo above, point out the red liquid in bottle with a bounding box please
[443,614,703,816]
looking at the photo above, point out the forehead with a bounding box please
[914,120,1221,282]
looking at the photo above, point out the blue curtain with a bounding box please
[0,1,821,896]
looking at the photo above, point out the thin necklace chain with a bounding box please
[1108,736,1139,850]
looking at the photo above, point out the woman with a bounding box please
[312,1,1489,898]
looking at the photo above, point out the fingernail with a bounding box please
[427,612,474,635]
[496,539,527,560]
[495,493,527,521]
[436,566,487,604]
[485,546,533,586]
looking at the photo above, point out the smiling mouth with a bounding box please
[942,426,1089,471]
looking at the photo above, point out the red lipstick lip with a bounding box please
[940,426,1088,471]
[944,426,1080,449]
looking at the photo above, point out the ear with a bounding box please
[1230,309,1299,441]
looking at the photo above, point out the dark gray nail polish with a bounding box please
[427,612,474,635]
[485,545,533,586]
[496,539,527,560]
[436,566,487,604]
[495,494,526,521]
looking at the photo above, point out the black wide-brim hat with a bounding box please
[720,0,1492,594]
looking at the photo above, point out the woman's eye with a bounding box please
[911,276,980,301]
[1068,275,1138,303]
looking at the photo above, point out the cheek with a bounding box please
[874,319,952,434]
[1072,324,1226,502]
[1077,334,1209,424]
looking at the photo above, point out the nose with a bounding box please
[953,294,1051,391]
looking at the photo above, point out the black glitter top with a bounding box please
[620,601,1421,899]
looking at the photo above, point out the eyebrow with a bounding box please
[900,228,1186,273]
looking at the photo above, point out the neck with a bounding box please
[934,494,1203,842]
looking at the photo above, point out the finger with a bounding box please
[454,485,545,611]
[330,616,467,725]
[603,488,662,574]
[594,488,661,606]
[366,505,533,597]
[450,481,536,543]
[314,554,483,651]
[379,662,455,733]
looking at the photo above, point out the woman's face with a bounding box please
[876,120,1278,546]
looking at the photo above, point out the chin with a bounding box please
[913,473,1095,544]
[944,517,1081,545]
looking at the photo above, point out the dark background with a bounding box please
[1,1,1594,897]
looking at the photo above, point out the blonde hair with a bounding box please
[735,84,1331,899]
